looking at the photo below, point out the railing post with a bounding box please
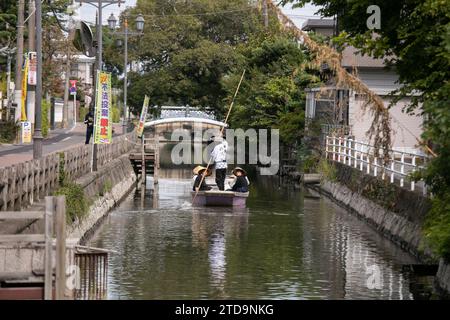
[325,136,329,159]
[154,135,159,185]
[44,196,54,300]
[374,157,378,177]
[347,138,351,165]
[55,196,66,300]
[343,139,346,164]
[390,155,395,184]
[333,136,336,161]
[338,137,342,163]
[360,143,364,171]
[411,155,416,191]
[400,153,405,187]
[354,140,358,169]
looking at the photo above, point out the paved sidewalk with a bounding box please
[0,123,122,168]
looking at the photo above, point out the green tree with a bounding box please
[225,35,320,145]
[112,0,264,114]
[0,0,17,49]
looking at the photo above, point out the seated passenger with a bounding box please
[227,167,249,193]
[192,165,212,191]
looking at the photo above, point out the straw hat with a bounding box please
[232,167,247,176]
[193,165,212,176]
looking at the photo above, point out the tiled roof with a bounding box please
[301,18,335,31]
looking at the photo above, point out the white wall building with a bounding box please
[302,19,423,154]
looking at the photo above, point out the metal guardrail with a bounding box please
[325,136,429,194]
[74,251,108,300]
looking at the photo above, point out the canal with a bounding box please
[88,167,432,300]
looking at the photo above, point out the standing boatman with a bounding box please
[210,133,228,191]
[84,108,94,144]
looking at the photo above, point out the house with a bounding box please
[70,54,95,87]
[302,19,424,154]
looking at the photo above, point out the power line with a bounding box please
[134,7,256,18]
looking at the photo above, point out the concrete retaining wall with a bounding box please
[0,154,136,277]
[67,154,137,244]
[314,180,433,261]
[437,259,450,295]
[309,161,450,295]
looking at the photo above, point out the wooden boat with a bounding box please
[191,190,249,207]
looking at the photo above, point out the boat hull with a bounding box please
[191,190,249,207]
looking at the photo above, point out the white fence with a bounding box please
[325,136,429,195]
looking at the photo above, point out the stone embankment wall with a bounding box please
[67,154,136,243]
[315,162,432,260]
[0,133,138,279]
[308,161,450,294]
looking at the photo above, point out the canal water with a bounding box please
[88,168,433,300]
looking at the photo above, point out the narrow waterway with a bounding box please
[88,168,429,300]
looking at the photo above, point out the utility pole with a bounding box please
[262,0,269,28]
[14,0,25,123]
[33,0,43,159]
[123,17,128,135]
[27,0,36,129]
[62,36,72,128]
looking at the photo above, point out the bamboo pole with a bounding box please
[192,69,246,203]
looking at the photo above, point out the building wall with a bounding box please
[356,68,402,95]
[349,95,423,153]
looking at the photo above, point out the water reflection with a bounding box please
[89,168,427,299]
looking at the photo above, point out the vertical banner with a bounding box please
[137,95,150,138]
[93,71,112,144]
[28,52,37,85]
[21,55,29,121]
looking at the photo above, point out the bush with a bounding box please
[112,106,120,123]
[79,106,88,122]
[42,100,49,138]
[54,182,89,224]
[424,192,450,261]
[0,120,19,143]
[317,158,337,182]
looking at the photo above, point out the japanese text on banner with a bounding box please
[137,95,150,138]
[94,71,112,144]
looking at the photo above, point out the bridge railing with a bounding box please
[325,136,429,194]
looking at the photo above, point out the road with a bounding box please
[0,123,122,168]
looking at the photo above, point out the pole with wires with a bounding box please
[192,69,246,204]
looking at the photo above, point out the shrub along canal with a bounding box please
[88,168,433,300]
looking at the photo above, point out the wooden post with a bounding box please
[44,196,54,300]
[55,196,66,300]
[154,134,159,185]
[141,136,146,186]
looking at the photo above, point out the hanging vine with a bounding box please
[266,0,392,163]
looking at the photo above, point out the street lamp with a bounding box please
[107,13,117,30]
[108,13,145,135]
[135,14,145,32]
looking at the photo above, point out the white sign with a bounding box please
[21,121,32,144]
[54,101,63,122]
[28,52,37,85]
